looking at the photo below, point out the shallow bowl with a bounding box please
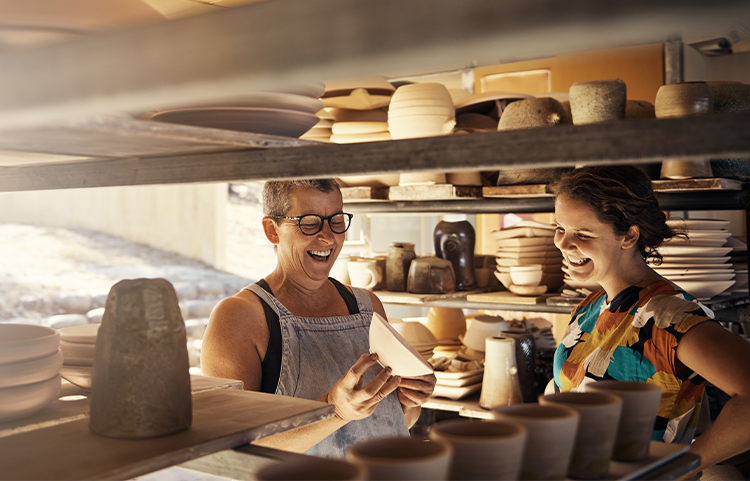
[0,349,63,389]
[0,324,60,365]
[0,374,61,423]
[60,339,96,360]
[510,267,543,286]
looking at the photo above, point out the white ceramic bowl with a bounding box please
[0,374,61,423]
[394,321,439,351]
[389,106,456,118]
[60,339,96,360]
[0,349,63,389]
[670,279,735,299]
[462,315,508,352]
[388,115,456,139]
[510,266,544,286]
[0,324,60,365]
[58,323,100,344]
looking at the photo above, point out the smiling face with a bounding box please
[554,194,642,297]
[270,187,346,285]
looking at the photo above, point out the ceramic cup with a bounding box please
[539,392,623,479]
[255,456,367,481]
[330,253,353,285]
[479,336,524,409]
[429,419,527,480]
[569,79,627,125]
[346,436,452,481]
[493,403,579,480]
[585,381,662,461]
[655,81,714,180]
[347,258,382,290]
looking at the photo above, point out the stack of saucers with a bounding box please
[300,110,334,142]
[0,324,63,422]
[652,218,735,300]
[388,83,455,140]
[58,323,100,391]
[491,220,564,296]
[727,236,748,295]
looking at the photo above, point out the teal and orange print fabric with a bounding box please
[554,278,717,444]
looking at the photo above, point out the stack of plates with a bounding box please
[140,85,325,138]
[652,218,735,300]
[321,76,394,110]
[727,236,749,294]
[432,367,484,400]
[300,110,334,142]
[58,323,100,391]
[0,324,63,422]
[491,220,564,295]
[393,319,439,361]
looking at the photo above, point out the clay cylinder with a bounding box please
[89,278,192,439]
[386,242,417,292]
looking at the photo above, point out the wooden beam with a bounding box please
[0,0,748,126]
[1,114,749,192]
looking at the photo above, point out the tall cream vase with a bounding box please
[479,336,523,409]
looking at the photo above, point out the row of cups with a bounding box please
[256,381,662,481]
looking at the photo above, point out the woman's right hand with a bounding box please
[325,353,400,422]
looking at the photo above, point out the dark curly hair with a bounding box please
[548,165,686,265]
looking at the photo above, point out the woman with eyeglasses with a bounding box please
[201,179,436,458]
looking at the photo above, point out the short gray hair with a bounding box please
[262,179,342,219]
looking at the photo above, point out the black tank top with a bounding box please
[255,278,359,394]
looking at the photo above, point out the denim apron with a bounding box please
[246,283,410,458]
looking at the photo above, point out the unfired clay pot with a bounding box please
[569,79,627,125]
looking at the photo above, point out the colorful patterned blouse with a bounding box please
[554,278,717,444]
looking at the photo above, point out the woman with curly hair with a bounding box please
[549,165,750,476]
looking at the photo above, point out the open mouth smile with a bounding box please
[308,249,332,261]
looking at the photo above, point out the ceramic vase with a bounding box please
[429,419,527,480]
[479,336,524,409]
[386,242,417,292]
[585,381,662,461]
[540,392,623,479]
[499,329,537,403]
[493,403,580,480]
[434,220,476,291]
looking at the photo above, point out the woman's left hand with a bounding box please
[397,373,437,407]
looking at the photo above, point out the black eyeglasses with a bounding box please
[273,213,354,236]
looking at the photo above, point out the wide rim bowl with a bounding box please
[0,374,61,423]
[0,324,60,365]
[0,349,63,389]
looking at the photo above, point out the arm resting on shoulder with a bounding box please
[676,321,750,472]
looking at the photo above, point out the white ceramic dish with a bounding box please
[669,280,735,299]
[0,324,60,365]
[435,373,484,387]
[434,368,485,381]
[144,107,320,138]
[666,218,730,230]
[393,321,439,351]
[60,339,96,360]
[388,106,456,118]
[60,365,92,391]
[509,284,548,296]
[662,273,735,282]
[58,323,100,344]
[461,316,508,352]
[495,237,555,247]
[330,132,391,144]
[496,244,561,253]
[650,262,732,269]
[496,257,562,267]
[0,349,63,389]
[510,267,544,286]
[657,256,731,265]
[388,115,455,139]
[0,374,61,423]
[331,121,389,135]
[655,267,735,276]
[659,246,733,257]
[369,313,434,377]
[495,249,562,259]
[432,382,482,400]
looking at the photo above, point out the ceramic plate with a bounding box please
[495,250,562,259]
[657,256,731,265]
[330,132,391,144]
[508,284,548,296]
[496,244,560,253]
[162,92,324,114]
[434,373,484,387]
[331,121,389,135]
[658,246,733,257]
[58,323,100,344]
[144,107,320,138]
[662,273,735,281]
[666,218,730,230]
[650,262,732,269]
[496,257,562,267]
[494,237,555,248]
[669,279,735,299]
[434,368,485,380]
[655,267,734,276]
[432,382,482,400]
[369,313,434,377]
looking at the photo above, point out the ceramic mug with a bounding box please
[539,392,623,479]
[347,258,382,290]
[429,418,527,480]
[585,381,662,461]
[255,456,366,481]
[346,436,452,480]
[493,403,579,480]
[479,336,524,408]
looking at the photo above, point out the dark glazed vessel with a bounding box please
[386,242,417,292]
[434,220,476,291]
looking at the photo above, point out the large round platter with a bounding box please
[656,256,731,265]
[669,280,735,300]
[658,246,733,257]
[58,323,100,344]
[665,218,731,230]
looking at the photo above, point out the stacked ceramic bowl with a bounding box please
[388,83,455,140]
[392,318,438,361]
[651,218,735,300]
[426,307,466,357]
[0,324,63,422]
[58,323,101,391]
[491,220,565,296]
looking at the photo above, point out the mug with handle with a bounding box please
[347,258,382,290]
